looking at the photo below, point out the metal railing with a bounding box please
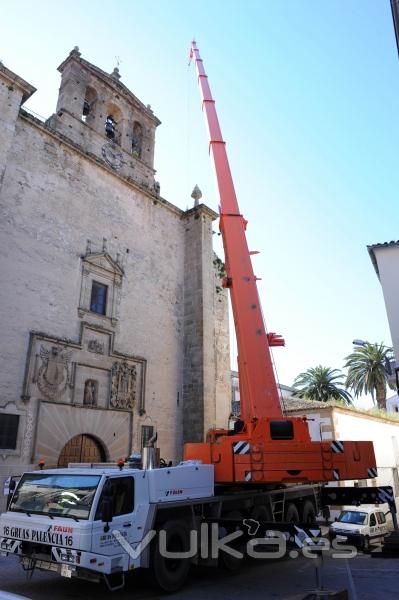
[20,105,47,123]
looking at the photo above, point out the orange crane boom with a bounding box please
[184,41,377,487]
[188,40,282,422]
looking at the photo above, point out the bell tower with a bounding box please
[47,48,161,191]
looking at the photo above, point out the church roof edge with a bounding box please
[0,62,36,103]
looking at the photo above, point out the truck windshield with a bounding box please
[9,473,101,520]
[338,511,367,525]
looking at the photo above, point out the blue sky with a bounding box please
[2,1,398,406]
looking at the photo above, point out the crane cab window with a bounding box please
[95,476,134,520]
[270,420,294,440]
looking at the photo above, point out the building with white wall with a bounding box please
[387,394,399,414]
[368,241,399,390]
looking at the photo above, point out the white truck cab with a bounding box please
[329,506,392,551]
[0,463,214,588]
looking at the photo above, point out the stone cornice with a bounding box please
[183,203,218,221]
[0,62,36,103]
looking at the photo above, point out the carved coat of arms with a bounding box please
[37,346,71,401]
[110,361,136,409]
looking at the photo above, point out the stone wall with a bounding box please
[0,113,186,470]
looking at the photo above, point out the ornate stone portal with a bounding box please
[21,323,146,463]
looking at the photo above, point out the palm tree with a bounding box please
[292,366,352,404]
[344,342,393,410]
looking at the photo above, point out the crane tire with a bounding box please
[302,500,317,525]
[251,504,272,522]
[149,519,191,592]
[219,510,244,571]
[363,535,370,553]
[247,504,273,560]
[285,503,300,524]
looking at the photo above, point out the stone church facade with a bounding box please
[0,48,231,503]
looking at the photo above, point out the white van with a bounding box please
[329,507,392,551]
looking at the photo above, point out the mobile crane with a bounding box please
[0,43,383,594]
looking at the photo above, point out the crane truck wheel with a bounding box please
[149,519,191,593]
[301,500,316,525]
[362,535,370,553]
[285,503,300,524]
[247,505,273,561]
[219,510,245,571]
[251,505,272,522]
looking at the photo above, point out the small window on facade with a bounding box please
[95,476,134,519]
[83,379,98,406]
[0,414,19,449]
[105,115,117,139]
[90,281,107,315]
[141,425,154,449]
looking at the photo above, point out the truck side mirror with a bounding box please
[6,479,17,510]
[102,498,113,532]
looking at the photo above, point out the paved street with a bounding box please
[1,552,398,599]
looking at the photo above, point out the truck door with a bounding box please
[376,511,388,535]
[91,476,135,556]
[369,512,378,537]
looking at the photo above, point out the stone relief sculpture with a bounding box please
[37,346,71,401]
[21,411,35,461]
[131,121,143,158]
[83,379,97,406]
[87,339,104,354]
[110,361,136,409]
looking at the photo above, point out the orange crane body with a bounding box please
[184,41,377,486]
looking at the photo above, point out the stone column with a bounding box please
[182,203,219,442]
